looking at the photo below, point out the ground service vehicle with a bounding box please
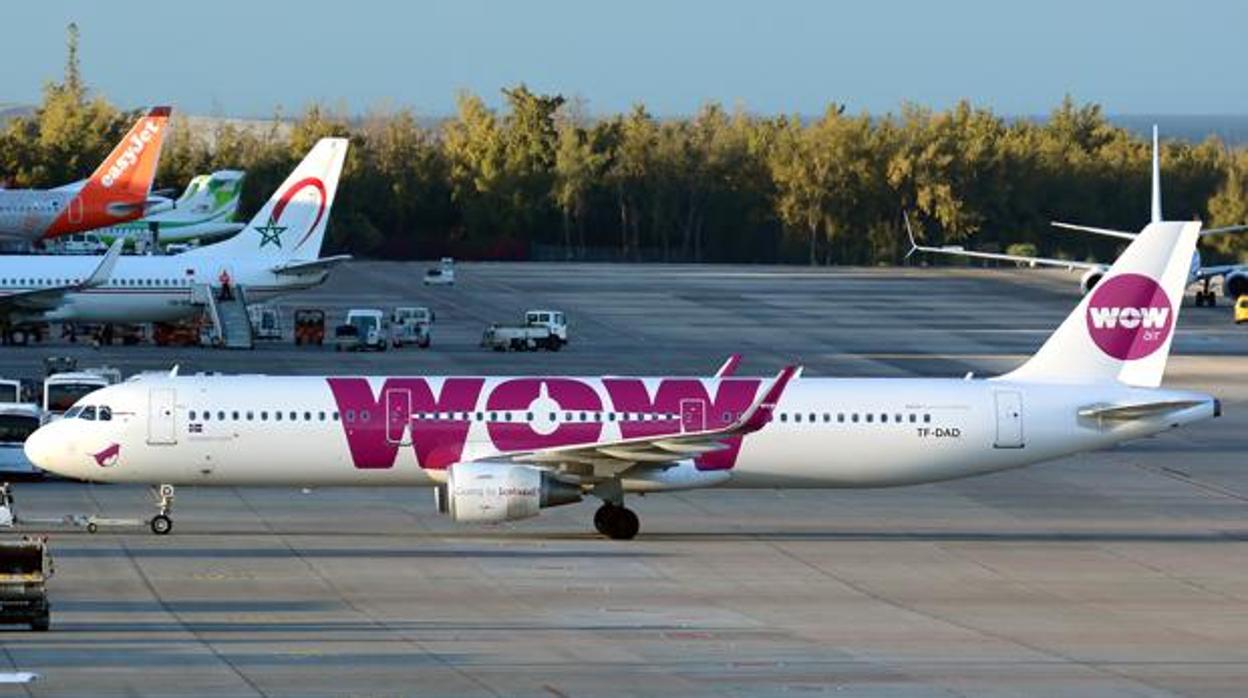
[481,309,567,351]
[390,307,432,348]
[0,535,52,631]
[423,257,455,286]
[295,309,326,346]
[335,309,387,352]
[248,305,282,341]
[1236,296,1248,324]
[0,405,42,479]
[42,369,118,422]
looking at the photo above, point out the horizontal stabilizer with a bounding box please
[1051,222,1137,240]
[270,255,352,275]
[1078,400,1205,422]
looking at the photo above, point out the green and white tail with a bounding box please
[192,138,348,262]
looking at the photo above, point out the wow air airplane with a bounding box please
[25,202,1218,540]
[0,139,347,331]
[0,107,173,243]
[910,126,1248,305]
[92,170,245,246]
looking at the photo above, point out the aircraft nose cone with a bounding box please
[24,423,67,476]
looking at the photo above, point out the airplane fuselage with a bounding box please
[0,254,326,323]
[28,374,1216,489]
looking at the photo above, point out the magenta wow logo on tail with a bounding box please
[1085,273,1174,360]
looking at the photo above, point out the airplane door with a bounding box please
[385,388,412,445]
[680,398,707,433]
[993,391,1024,449]
[147,388,177,445]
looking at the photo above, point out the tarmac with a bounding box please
[0,262,1245,696]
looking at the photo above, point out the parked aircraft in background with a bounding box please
[25,208,1217,539]
[0,107,173,244]
[909,126,1248,305]
[92,170,245,247]
[0,138,348,329]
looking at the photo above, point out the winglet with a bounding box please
[81,239,124,288]
[1151,124,1162,224]
[903,211,920,260]
[741,364,800,432]
[714,354,742,378]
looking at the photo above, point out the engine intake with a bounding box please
[438,462,582,523]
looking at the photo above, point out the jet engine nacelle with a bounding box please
[1224,271,1248,299]
[436,462,582,523]
[1080,269,1105,295]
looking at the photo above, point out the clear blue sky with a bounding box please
[3,1,1246,117]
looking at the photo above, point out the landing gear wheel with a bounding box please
[86,522,98,534]
[150,514,173,536]
[593,503,639,540]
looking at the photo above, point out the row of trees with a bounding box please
[3,33,1248,264]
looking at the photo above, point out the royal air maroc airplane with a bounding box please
[909,126,1248,306]
[90,170,245,246]
[0,138,347,336]
[0,107,173,243]
[24,201,1218,540]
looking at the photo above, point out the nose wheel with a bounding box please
[150,484,174,535]
[593,502,640,540]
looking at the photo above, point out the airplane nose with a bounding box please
[24,423,67,476]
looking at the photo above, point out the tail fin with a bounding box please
[195,139,348,261]
[1001,220,1199,387]
[1151,125,1162,224]
[173,170,244,219]
[86,106,171,204]
[43,107,172,239]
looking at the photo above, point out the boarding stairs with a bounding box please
[192,284,254,349]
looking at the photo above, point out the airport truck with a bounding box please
[390,306,433,348]
[334,309,388,352]
[0,536,52,631]
[480,309,568,351]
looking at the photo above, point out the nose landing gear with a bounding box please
[149,484,174,535]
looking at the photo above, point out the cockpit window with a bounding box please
[98,406,112,421]
[81,406,97,421]
[64,406,84,419]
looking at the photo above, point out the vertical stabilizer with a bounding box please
[1000,219,1199,387]
[1151,125,1162,224]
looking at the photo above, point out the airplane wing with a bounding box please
[905,214,1103,272]
[507,365,800,478]
[1193,264,1243,282]
[0,239,122,311]
[270,255,352,276]
[1051,222,1137,240]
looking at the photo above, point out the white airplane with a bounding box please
[91,170,245,246]
[0,107,173,243]
[909,126,1248,306]
[0,138,348,331]
[25,205,1218,540]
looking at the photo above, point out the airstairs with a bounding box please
[192,284,254,349]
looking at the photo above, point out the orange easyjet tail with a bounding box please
[43,106,172,240]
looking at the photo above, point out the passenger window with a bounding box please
[203,411,211,422]
[909,414,917,423]
[261,411,269,421]
[924,414,932,423]
[809,413,816,423]
[218,411,225,421]
[880,414,888,423]
[304,412,311,421]
[290,411,297,421]
[232,411,239,420]
[866,414,874,423]
[318,411,325,421]
[837,413,845,423]
[275,411,282,421]
[852,414,859,423]
[780,413,788,423]
[332,412,339,421]
[189,410,197,421]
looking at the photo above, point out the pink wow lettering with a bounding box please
[328,377,764,471]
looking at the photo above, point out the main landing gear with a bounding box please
[1195,279,1218,307]
[150,484,174,535]
[593,502,640,540]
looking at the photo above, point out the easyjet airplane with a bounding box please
[25,184,1218,540]
[0,107,173,243]
[0,138,348,334]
